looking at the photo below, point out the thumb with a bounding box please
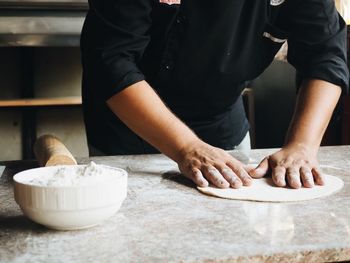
[248,158,269,178]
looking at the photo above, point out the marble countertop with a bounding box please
[1,146,350,262]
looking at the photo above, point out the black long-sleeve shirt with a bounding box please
[81,0,349,155]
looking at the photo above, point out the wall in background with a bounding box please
[252,60,297,149]
[33,48,88,158]
[33,48,82,98]
[252,59,347,148]
[0,48,22,161]
[0,47,88,161]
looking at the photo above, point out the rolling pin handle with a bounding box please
[34,135,77,167]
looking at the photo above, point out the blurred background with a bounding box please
[0,0,349,161]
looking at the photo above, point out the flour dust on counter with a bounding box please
[197,174,344,202]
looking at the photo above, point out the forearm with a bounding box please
[285,79,342,152]
[106,80,199,162]
[250,79,341,187]
[107,80,254,188]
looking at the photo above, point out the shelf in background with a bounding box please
[0,96,82,108]
[0,0,88,10]
[0,11,85,47]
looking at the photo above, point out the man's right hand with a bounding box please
[176,140,253,188]
[107,81,252,189]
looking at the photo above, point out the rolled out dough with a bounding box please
[197,175,344,202]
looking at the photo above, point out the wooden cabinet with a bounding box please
[0,8,86,159]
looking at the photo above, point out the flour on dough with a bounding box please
[197,175,344,202]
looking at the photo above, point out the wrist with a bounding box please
[173,137,203,163]
[283,141,319,156]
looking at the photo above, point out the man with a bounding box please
[81,0,349,189]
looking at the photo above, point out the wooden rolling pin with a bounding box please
[34,135,77,167]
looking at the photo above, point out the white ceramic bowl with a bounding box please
[13,164,127,230]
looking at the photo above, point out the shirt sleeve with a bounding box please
[285,0,349,93]
[82,0,153,99]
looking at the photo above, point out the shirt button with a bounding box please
[165,65,171,70]
[176,18,181,24]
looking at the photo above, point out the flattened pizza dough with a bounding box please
[197,175,344,202]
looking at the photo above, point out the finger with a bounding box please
[203,167,230,189]
[189,168,209,187]
[286,167,302,189]
[300,167,314,188]
[243,164,256,173]
[312,167,325,186]
[219,167,243,189]
[225,163,252,186]
[236,167,253,186]
[271,166,286,187]
[249,158,269,178]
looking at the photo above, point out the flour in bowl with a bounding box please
[27,162,122,187]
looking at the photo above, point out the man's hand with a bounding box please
[249,144,324,188]
[249,79,341,189]
[177,140,252,188]
[107,81,253,189]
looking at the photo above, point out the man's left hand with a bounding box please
[248,144,324,188]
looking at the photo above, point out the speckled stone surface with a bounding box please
[0,146,349,263]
